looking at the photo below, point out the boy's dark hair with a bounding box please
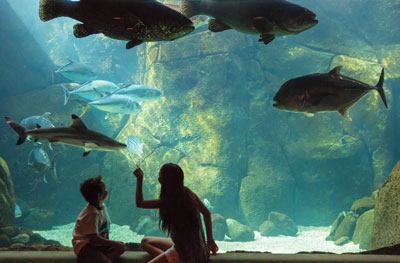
[80,176,104,206]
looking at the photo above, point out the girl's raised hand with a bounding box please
[133,164,143,180]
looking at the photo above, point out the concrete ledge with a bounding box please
[1,251,400,263]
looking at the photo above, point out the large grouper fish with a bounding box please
[181,0,318,44]
[39,0,195,49]
[5,115,131,157]
[272,66,387,120]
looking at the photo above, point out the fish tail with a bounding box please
[39,0,58,21]
[80,105,89,117]
[61,84,71,105]
[181,0,201,18]
[5,117,27,145]
[50,153,60,183]
[375,67,387,108]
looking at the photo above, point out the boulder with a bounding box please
[133,216,165,237]
[372,161,400,249]
[211,214,227,241]
[259,212,297,237]
[326,212,345,241]
[226,218,254,242]
[352,209,374,250]
[0,157,14,228]
[0,234,11,248]
[259,221,279,237]
[334,236,350,246]
[22,208,56,230]
[351,196,375,216]
[333,211,358,241]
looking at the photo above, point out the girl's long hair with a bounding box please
[158,163,208,262]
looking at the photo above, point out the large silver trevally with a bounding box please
[114,84,163,101]
[28,144,58,183]
[273,66,387,120]
[20,113,56,150]
[54,59,96,82]
[5,115,128,157]
[181,0,318,44]
[20,112,55,130]
[39,0,195,49]
[127,135,144,158]
[80,94,142,116]
[62,80,120,105]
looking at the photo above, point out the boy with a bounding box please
[72,176,126,263]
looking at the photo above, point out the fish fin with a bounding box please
[338,105,352,121]
[36,124,42,129]
[48,143,53,151]
[51,68,55,84]
[253,17,271,33]
[375,67,387,108]
[79,105,89,118]
[61,84,71,105]
[181,0,201,18]
[93,88,104,98]
[259,33,275,45]
[39,0,58,22]
[73,23,98,38]
[329,66,343,76]
[208,19,231,32]
[304,112,314,117]
[126,40,143,49]
[83,151,91,157]
[50,153,59,183]
[5,117,27,145]
[70,114,88,130]
[42,173,48,184]
[105,114,109,120]
[42,112,51,118]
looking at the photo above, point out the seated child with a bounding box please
[133,163,218,263]
[72,176,126,263]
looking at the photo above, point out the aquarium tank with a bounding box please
[0,0,400,256]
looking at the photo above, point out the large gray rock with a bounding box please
[0,157,14,228]
[352,209,374,250]
[212,214,228,241]
[326,212,345,241]
[351,196,375,216]
[226,218,254,242]
[372,162,400,249]
[259,212,297,237]
[333,212,358,242]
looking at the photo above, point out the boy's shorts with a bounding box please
[77,243,113,263]
[164,246,184,263]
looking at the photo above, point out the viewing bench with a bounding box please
[1,251,400,263]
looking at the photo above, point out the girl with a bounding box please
[133,163,218,263]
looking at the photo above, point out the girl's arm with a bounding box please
[193,192,219,254]
[134,166,161,209]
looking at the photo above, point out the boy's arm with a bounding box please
[193,193,219,254]
[134,167,161,209]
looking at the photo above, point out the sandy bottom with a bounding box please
[33,224,363,254]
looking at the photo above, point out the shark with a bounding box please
[5,114,127,157]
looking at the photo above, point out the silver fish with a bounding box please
[62,80,120,105]
[80,94,142,116]
[113,84,163,101]
[54,59,96,82]
[127,135,144,158]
